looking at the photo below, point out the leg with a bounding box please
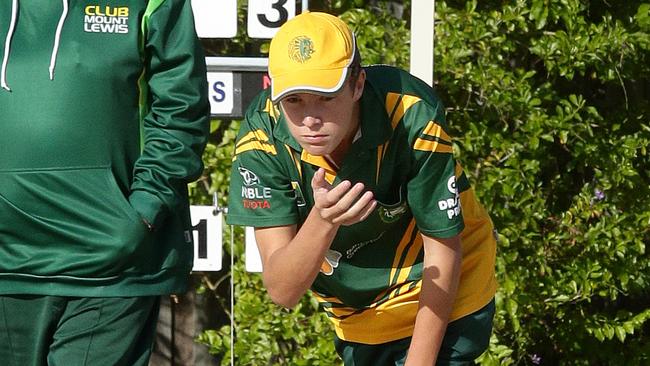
[0,295,67,366]
[335,336,411,366]
[436,299,496,366]
[48,296,160,366]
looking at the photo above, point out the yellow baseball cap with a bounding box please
[269,12,356,102]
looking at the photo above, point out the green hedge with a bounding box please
[192,1,650,365]
[435,1,650,364]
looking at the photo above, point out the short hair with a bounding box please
[347,46,363,87]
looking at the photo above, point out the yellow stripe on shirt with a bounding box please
[386,93,422,129]
[413,138,453,153]
[234,129,277,155]
[388,219,418,287]
[413,121,454,153]
[422,120,452,143]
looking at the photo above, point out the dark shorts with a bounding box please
[334,299,495,366]
[0,295,160,366]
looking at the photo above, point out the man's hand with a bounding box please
[311,168,377,226]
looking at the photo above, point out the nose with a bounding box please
[302,115,322,129]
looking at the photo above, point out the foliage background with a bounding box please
[190,1,650,365]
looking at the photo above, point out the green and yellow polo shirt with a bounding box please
[227,65,497,344]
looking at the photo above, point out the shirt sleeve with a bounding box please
[405,97,465,238]
[128,0,210,228]
[226,98,300,228]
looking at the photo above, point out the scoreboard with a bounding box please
[192,0,297,39]
[191,0,304,119]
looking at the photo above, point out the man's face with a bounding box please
[279,71,365,159]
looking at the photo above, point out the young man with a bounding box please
[227,12,497,365]
[0,1,209,365]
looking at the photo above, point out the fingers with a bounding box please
[347,195,378,224]
[314,179,357,210]
[312,168,351,207]
[316,181,376,225]
[311,168,377,225]
[327,183,368,216]
[311,168,332,193]
[332,190,377,225]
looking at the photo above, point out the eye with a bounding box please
[283,96,301,104]
[320,96,336,102]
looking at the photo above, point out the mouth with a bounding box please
[303,134,328,144]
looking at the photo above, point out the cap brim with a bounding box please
[271,66,349,102]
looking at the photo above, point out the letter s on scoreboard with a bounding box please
[207,72,234,115]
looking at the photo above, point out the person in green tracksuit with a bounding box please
[227,12,497,366]
[0,1,210,365]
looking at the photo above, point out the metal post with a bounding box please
[230,224,234,366]
[409,0,435,86]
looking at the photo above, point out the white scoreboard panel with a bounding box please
[190,206,223,272]
[247,0,296,39]
[191,0,296,39]
[245,227,263,273]
[192,1,300,118]
[189,206,263,273]
[191,0,237,38]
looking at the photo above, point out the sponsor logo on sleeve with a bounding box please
[84,5,129,34]
[438,176,461,219]
[239,167,271,209]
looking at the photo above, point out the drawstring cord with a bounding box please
[2,0,68,91]
[49,0,69,80]
[1,0,18,91]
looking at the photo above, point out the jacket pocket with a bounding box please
[0,167,151,278]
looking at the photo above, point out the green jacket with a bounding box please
[0,0,210,296]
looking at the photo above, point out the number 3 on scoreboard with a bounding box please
[247,0,296,39]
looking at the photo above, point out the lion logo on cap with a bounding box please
[288,36,315,63]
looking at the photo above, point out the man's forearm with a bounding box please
[406,235,462,366]
[256,171,376,308]
[257,208,339,308]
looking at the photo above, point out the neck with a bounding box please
[323,155,341,171]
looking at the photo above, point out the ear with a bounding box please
[352,69,366,101]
